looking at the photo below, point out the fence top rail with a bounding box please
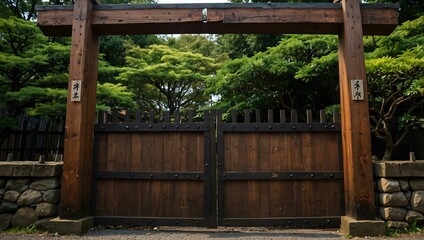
[220,109,340,124]
[97,108,340,124]
[97,109,211,124]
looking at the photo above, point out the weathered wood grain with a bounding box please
[37,4,397,36]
[338,0,376,220]
[60,0,99,219]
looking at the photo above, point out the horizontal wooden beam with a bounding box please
[36,3,398,36]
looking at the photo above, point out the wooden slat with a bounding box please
[267,110,273,123]
[36,4,398,36]
[255,109,261,123]
[306,110,313,124]
[320,109,326,123]
[96,180,204,217]
[243,110,250,123]
[280,110,286,124]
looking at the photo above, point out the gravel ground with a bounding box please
[1,226,424,240]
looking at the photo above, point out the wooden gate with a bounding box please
[92,109,343,227]
[217,110,344,227]
[92,110,216,226]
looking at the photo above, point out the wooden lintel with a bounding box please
[36,3,398,36]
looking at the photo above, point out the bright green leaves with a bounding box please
[211,34,339,115]
[118,44,217,114]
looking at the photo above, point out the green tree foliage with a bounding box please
[0,17,70,118]
[167,35,218,58]
[217,1,333,59]
[100,35,163,67]
[0,17,137,120]
[216,34,283,59]
[366,16,424,160]
[210,35,339,119]
[297,16,424,160]
[0,0,41,20]
[118,44,217,115]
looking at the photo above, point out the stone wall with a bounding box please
[0,161,62,230]
[374,161,424,229]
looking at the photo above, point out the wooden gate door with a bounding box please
[92,110,216,227]
[217,110,344,227]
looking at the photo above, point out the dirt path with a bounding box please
[1,226,424,240]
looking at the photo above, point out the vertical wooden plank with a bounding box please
[255,109,261,123]
[197,132,204,172]
[162,133,172,171]
[96,134,107,171]
[312,132,326,217]
[164,111,170,123]
[131,133,142,171]
[107,134,117,215]
[187,132,198,171]
[291,109,298,123]
[320,109,326,123]
[153,133,164,171]
[174,110,180,123]
[248,180,260,217]
[247,133,259,218]
[268,109,273,123]
[269,133,282,217]
[187,109,194,122]
[258,181,271,217]
[244,109,250,123]
[302,132,313,217]
[333,108,340,123]
[179,133,189,171]
[247,133,259,172]
[135,110,141,123]
[141,133,154,171]
[339,0,376,220]
[280,110,286,123]
[151,180,161,216]
[60,0,99,218]
[306,109,313,123]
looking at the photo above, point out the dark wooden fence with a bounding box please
[0,116,64,161]
[217,109,344,227]
[92,109,216,226]
[91,108,344,228]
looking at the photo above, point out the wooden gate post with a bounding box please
[49,0,99,235]
[338,0,385,237]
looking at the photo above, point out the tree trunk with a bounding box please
[383,138,394,160]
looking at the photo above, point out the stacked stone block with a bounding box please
[374,161,424,230]
[0,162,62,230]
